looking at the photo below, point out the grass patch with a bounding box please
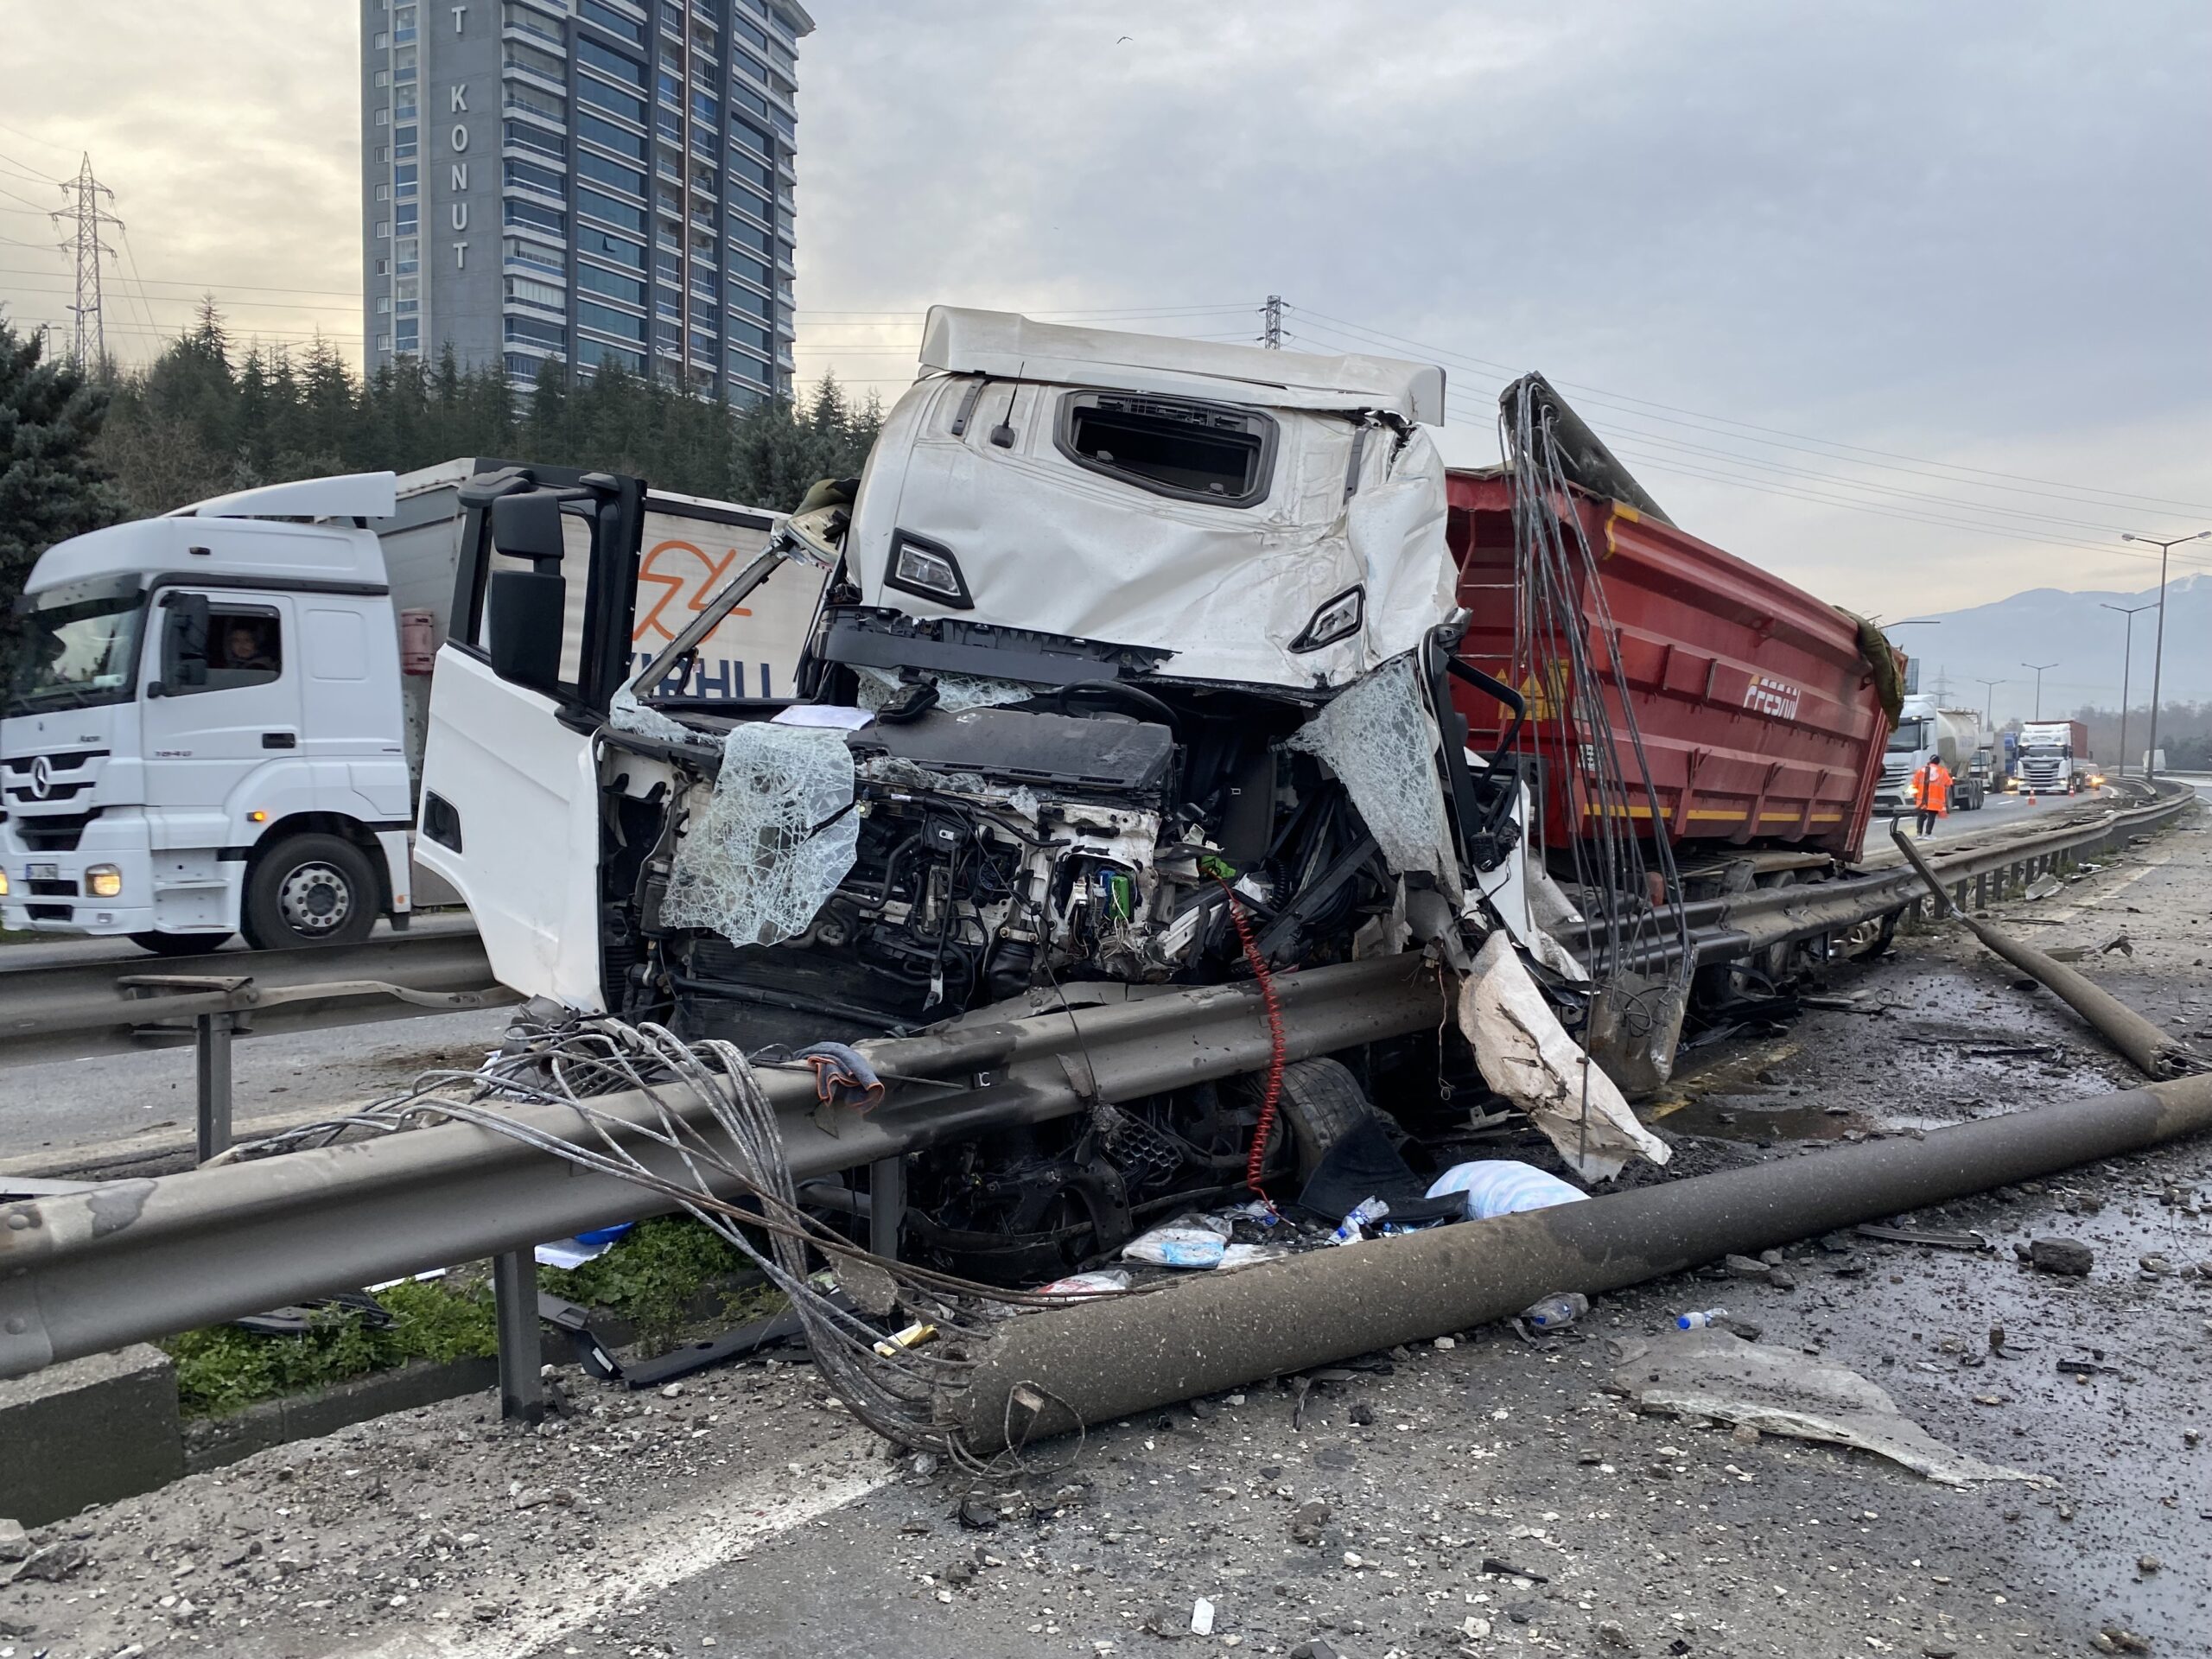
[165,1278,499,1416]
[540,1215,760,1352]
[162,1217,771,1417]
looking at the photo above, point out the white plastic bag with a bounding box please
[1427,1159,1589,1221]
[1122,1213,1233,1268]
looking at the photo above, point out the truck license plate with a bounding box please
[27,862,59,882]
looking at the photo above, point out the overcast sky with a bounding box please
[2,1,2207,621]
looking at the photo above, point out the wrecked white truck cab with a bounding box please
[419,310,1650,1281]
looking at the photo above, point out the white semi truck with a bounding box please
[1,462,809,951]
[2016,719,2093,797]
[1874,694,1988,815]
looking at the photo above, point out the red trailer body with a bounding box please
[1446,469,1893,864]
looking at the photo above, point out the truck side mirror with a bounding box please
[491,491,568,564]
[486,490,570,696]
[486,569,566,696]
[156,592,211,696]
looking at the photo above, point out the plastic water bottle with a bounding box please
[1675,1308,1728,1330]
[1522,1292,1588,1330]
[1330,1197,1390,1244]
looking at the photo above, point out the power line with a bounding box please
[0,264,356,299]
[0,277,363,315]
[1287,305,2212,518]
[0,117,74,158]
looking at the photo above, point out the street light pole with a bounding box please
[2120,530,2212,784]
[2021,661,2058,721]
[2098,601,2158,779]
[1973,677,2005,728]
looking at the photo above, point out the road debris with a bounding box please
[2026,1237,2096,1276]
[1611,1327,2048,1487]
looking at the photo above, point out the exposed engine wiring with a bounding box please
[1218,877,1287,1197]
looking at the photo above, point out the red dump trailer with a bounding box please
[1446,467,1895,867]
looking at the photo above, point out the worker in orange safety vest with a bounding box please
[1910,755,1953,836]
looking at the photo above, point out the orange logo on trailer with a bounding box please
[633,540,753,645]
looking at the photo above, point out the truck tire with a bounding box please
[129,931,232,957]
[242,833,379,950]
[1276,1057,1375,1181]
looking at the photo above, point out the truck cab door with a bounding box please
[416,469,644,1011]
[140,589,302,828]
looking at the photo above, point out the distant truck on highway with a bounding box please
[1,462,806,952]
[1875,695,1989,815]
[2016,719,2092,797]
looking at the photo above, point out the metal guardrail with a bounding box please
[0,923,507,1071]
[0,782,2195,1386]
[0,953,1442,1379]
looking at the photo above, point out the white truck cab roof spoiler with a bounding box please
[168,471,398,522]
[918,306,1447,424]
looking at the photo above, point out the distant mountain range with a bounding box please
[1895,572,2209,721]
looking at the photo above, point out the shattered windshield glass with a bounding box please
[3,577,145,719]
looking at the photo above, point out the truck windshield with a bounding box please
[3,578,146,719]
[1886,717,1928,753]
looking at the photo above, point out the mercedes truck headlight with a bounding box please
[86,864,124,898]
[883,531,973,609]
[1290,586,1366,653]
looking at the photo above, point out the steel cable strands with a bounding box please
[208,1015,1146,1469]
[1501,379,1694,1100]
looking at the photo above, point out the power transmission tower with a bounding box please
[50,154,121,369]
[1262,295,1283,349]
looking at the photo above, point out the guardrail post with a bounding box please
[870,1154,905,1262]
[492,1249,544,1423]
[194,1012,234,1164]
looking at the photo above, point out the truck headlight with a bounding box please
[1290,586,1365,652]
[86,864,123,898]
[0,868,9,897]
[883,531,973,609]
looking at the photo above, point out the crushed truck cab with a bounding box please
[418,309,1618,1281]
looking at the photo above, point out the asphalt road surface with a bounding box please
[5,800,2208,1658]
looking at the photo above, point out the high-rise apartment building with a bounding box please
[359,0,808,404]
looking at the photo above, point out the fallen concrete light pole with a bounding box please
[955,1071,2212,1450]
[1890,825,2196,1079]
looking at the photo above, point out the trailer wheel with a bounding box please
[1276,1058,1376,1182]
[1840,907,1902,960]
[128,931,232,957]
[242,833,378,950]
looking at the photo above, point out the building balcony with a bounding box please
[503,180,569,210]
[500,16,567,51]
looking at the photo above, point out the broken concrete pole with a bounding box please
[953,1071,2212,1450]
[1890,825,2197,1079]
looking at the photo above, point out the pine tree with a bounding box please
[0,315,125,596]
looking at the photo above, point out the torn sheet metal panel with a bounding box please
[1612,1327,2045,1487]
[846,380,1459,693]
[661,723,860,949]
[1458,931,1670,1180]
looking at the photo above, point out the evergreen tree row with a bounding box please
[75,301,883,527]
